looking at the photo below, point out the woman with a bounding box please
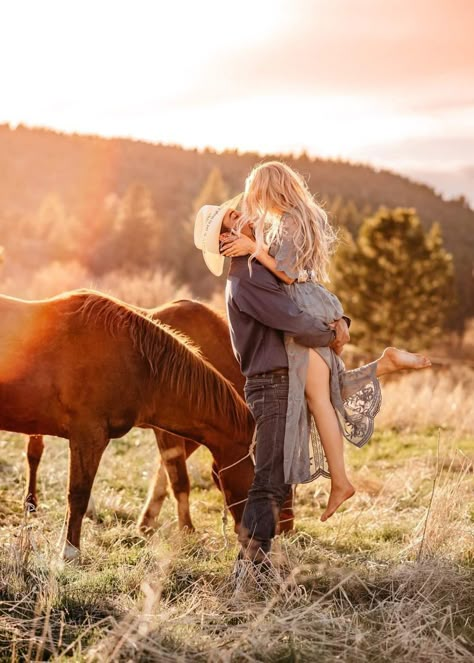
[220,161,431,521]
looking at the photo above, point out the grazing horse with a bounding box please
[24,301,295,534]
[139,300,294,533]
[1,290,255,559]
[24,301,244,527]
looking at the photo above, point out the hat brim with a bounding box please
[201,206,227,276]
[195,193,244,277]
[203,250,225,276]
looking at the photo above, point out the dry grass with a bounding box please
[0,262,191,308]
[0,424,472,662]
[376,366,474,437]
[0,268,473,660]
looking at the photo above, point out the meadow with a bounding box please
[0,367,473,662]
[2,17,474,662]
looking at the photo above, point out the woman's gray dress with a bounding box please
[269,216,382,484]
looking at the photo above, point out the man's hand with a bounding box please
[329,318,350,355]
[220,233,256,257]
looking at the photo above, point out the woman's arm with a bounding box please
[220,234,296,285]
[254,244,295,284]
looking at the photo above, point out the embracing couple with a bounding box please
[194,161,431,566]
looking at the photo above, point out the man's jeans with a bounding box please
[239,369,292,560]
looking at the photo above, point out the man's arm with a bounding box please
[231,269,336,348]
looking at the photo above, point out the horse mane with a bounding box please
[70,290,251,433]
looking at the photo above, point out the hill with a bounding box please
[0,124,472,323]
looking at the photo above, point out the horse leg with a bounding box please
[137,458,169,534]
[140,430,196,533]
[162,435,200,531]
[25,435,45,512]
[156,430,194,532]
[63,429,108,561]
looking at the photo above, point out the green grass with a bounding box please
[0,428,473,661]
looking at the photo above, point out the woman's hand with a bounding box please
[220,233,256,257]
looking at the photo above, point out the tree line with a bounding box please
[0,124,471,333]
[0,165,456,351]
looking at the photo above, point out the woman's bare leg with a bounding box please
[376,347,431,377]
[339,346,431,402]
[305,349,355,521]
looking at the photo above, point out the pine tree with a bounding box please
[340,199,360,236]
[37,194,81,261]
[83,194,121,274]
[112,183,161,272]
[331,207,455,352]
[174,167,231,296]
[328,195,344,227]
[329,197,363,236]
[192,167,229,216]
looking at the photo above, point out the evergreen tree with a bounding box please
[112,183,161,272]
[192,167,230,216]
[339,199,360,236]
[83,193,121,274]
[328,195,344,227]
[174,167,231,296]
[331,207,455,351]
[328,197,364,236]
[37,194,65,241]
[36,194,81,261]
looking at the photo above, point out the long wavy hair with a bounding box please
[239,161,338,282]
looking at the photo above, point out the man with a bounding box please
[194,200,349,564]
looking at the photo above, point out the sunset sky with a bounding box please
[2,0,473,202]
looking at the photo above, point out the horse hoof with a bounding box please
[62,542,80,562]
[137,518,157,536]
[25,501,38,515]
[24,493,38,514]
[179,524,196,533]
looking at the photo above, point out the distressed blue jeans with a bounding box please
[239,369,292,560]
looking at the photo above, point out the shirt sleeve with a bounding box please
[269,216,300,280]
[234,270,336,348]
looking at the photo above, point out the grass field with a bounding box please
[1,371,473,661]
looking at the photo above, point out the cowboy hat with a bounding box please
[194,193,243,276]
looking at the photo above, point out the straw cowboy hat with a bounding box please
[194,193,243,276]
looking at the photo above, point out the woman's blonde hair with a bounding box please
[240,161,337,281]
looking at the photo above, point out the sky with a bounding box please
[2,0,473,203]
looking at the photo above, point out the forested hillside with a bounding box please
[0,124,472,329]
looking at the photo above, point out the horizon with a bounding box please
[2,0,473,204]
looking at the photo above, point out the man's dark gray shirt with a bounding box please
[225,256,337,377]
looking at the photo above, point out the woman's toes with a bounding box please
[320,484,355,521]
[384,348,432,371]
[410,353,432,369]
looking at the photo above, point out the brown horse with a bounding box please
[1,290,256,559]
[24,300,295,533]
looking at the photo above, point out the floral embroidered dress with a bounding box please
[268,214,382,484]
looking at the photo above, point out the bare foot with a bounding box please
[320,482,355,522]
[377,347,431,376]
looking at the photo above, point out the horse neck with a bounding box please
[151,302,246,397]
[142,382,254,465]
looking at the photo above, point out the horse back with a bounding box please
[151,300,245,396]
[0,292,147,437]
